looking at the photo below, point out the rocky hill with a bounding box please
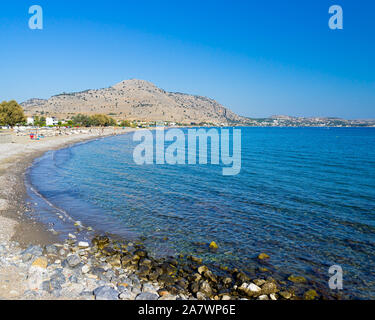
[21,80,246,125]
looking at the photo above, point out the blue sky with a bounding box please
[0,0,374,118]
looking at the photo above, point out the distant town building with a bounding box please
[27,117,34,125]
[46,117,59,126]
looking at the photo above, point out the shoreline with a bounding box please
[0,127,335,300]
[1,128,136,245]
[0,128,135,299]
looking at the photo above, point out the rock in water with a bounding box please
[288,275,307,283]
[279,291,292,299]
[258,253,270,260]
[94,286,119,300]
[209,241,219,250]
[304,289,319,300]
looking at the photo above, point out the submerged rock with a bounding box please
[258,253,270,260]
[189,256,203,264]
[304,289,319,300]
[288,275,307,283]
[279,291,292,299]
[209,241,219,250]
[235,271,250,283]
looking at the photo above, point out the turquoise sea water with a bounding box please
[27,127,375,299]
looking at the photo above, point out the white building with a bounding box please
[46,117,59,126]
[27,117,34,125]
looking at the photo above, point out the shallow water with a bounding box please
[27,127,375,299]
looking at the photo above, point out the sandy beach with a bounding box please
[0,127,134,299]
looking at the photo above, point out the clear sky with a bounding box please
[0,0,374,118]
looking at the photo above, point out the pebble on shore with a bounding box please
[0,231,329,300]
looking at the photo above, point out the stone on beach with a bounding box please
[136,292,159,300]
[31,257,48,269]
[27,267,49,291]
[21,245,43,262]
[142,283,159,295]
[45,245,58,255]
[78,241,89,248]
[260,281,278,295]
[119,289,136,300]
[94,286,119,300]
[199,281,213,296]
[81,265,90,274]
[64,254,81,268]
[239,283,262,297]
[0,199,9,211]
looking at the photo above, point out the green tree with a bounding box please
[90,114,116,127]
[34,116,46,127]
[0,100,26,127]
[71,114,92,127]
[120,120,132,127]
